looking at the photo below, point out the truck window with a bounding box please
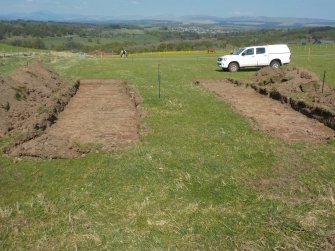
[233,48,245,55]
[256,48,266,54]
[245,48,254,55]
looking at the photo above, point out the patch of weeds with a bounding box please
[0,135,14,149]
[260,76,282,86]
[281,74,295,82]
[1,102,10,111]
[0,135,16,157]
[300,81,320,93]
[0,206,13,218]
[326,138,335,146]
[36,105,48,114]
[12,86,27,101]
[74,142,104,153]
[287,92,307,100]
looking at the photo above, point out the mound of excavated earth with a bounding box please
[1,62,140,159]
[248,67,335,130]
[0,61,78,136]
[196,67,335,143]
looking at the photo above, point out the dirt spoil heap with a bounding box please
[0,61,79,136]
[248,67,335,130]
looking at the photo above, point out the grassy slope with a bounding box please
[0,43,46,75]
[0,46,334,250]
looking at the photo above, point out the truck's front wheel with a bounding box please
[270,60,281,69]
[228,62,239,72]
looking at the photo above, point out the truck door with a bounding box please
[240,48,257,67]
[255,47,268,66]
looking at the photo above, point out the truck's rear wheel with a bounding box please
[228,62,239,72]
[270,60,281,69]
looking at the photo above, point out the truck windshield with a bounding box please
[232,48,245,55]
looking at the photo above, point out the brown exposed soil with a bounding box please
[0,61,78,136]
[248,67,335,130]
[196,67,335,142]
[1,63,141,159]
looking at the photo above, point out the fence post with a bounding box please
[157,64,161,99]
[322,71,326,94]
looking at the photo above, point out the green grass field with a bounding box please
[3,33,161,51]
[1,45,335,250]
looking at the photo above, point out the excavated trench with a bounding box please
[1,62,141,159]
[8,80,141,159]
[196,68,335,143]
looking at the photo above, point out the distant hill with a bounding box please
[1,11,335,28]
[178,15,335,27]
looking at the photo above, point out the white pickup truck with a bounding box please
[217,44,291,72]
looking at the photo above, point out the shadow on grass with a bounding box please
[215,67,261,73]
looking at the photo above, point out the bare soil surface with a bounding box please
[197,77,335,143]
[0,61,78,136]
[1,62,140,159]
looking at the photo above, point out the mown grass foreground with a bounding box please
[1,46,335,250]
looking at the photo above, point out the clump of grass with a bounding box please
[300,81,320,93]
[281,73,295,82]
[12,86,27,101]
[0,206,13,218]
[36,105,48,114]
[261,75,282,85]
[1,102,10,111]
[74,142,104,153]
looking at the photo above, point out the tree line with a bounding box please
[1,20,334,53]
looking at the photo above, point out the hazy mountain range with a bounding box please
[1,11,335,28]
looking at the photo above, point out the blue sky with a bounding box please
[0,0,334,20]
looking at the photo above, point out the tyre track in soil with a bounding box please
[199,79,335,143]
[11,80,140,158]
